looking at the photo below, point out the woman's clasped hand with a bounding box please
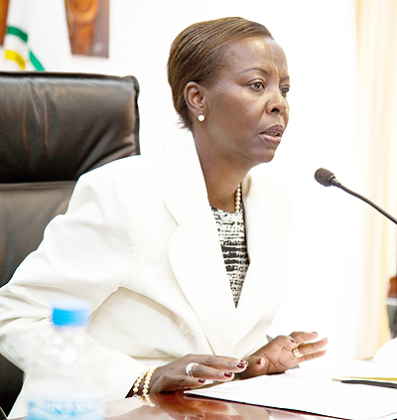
[134,332,327,394]
[145,354,248,394]
[237,332,328,379]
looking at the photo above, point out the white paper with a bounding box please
[373,338,397,365]
[186,366,397,420]
[332,359,397,385]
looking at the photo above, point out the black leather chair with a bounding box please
[0,71,140,415]
[0,406,6,419]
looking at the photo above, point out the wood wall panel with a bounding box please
[0,0,9,46]
[0,0,109,57]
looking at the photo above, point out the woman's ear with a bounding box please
[184,81,206,120]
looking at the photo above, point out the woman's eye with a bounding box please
[250,81,264,91]
[280,86,290,96]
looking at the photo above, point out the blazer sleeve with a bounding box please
[0,160,144,401]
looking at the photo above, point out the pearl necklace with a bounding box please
[235,184,242,213]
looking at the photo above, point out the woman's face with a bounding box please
[199,36,290,169]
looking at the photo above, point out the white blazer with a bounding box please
[0,133,290,417]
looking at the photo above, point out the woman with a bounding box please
[0,17,326,416]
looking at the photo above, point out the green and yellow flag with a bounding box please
[2,0,72,71]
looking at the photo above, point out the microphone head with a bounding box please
[315,168,338,187]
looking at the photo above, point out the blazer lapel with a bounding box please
[165,134,235,356]
[233,169,290,348]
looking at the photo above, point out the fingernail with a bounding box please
[198,378,206,383]
[236,362,246,369]
[224,371,233,378]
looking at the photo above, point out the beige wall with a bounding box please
[356,0,397,357]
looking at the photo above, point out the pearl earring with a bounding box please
[198,114,205,122]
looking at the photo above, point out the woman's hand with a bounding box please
[237,332,328,379]
[131,354,248,394]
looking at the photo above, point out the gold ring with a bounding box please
[292,345,303,358]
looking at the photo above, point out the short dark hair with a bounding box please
[167,17,273,129]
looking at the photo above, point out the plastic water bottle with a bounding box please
[25,300,104,420]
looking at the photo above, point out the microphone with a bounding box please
[314,168,397,225]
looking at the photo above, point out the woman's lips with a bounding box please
[259,132,282,146]
[259,126,284,146]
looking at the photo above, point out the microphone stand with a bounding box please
[335,183,397,225]
[315,168,397,225]
[315,168,397,339]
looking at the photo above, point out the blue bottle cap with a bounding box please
[51,300,90,327]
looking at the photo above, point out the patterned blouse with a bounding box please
[211,205,250,307]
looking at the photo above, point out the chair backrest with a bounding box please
[0,71,140,183]
[0,71,140,286]
[0,71,140,415]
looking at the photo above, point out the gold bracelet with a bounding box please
[132,368,149,395]
[142,366,157,396]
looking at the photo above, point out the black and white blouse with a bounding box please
[211,205,250,307]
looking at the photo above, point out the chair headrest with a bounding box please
[0,72,140,183]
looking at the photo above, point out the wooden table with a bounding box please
[102,391,337,420]
[13,391,338,419]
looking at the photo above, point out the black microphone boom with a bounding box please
[314,168,397,225]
